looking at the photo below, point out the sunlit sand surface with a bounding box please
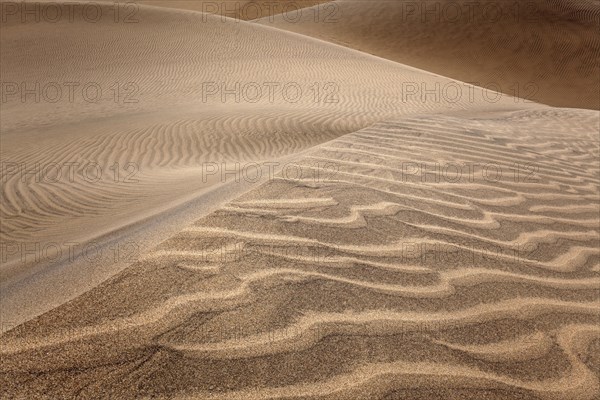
[1,1,599,398]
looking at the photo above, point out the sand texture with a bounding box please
[1,1,599,399]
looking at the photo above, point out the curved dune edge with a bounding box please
[163,299,600,358]
[1,292,598,354]
[256,0,600,109]
[135,0,332,18]
[176,226,599,273]
[1,1,541,326]
[0,3,527,243]
[164,326,600,400]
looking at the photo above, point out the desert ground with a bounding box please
[1,0,599,399]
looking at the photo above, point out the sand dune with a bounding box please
[1,2,535,325]
[136,0,330,18]
[2,108,598,398]
[1,1,599,398]
[12,0,330,17]
[257,0,600,109]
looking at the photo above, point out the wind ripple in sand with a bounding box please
[1,109,599,399]
[169,325,600,400]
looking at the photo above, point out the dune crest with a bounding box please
[257,0,600,109]
[1,2,535,325]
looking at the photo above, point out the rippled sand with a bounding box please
[1,1,599,399]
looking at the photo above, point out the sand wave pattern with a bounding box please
[1,109,599,399]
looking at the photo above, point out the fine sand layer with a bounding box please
[1,2,531,326]
[1,108,599,399]
[257,0,600,110]
[1,1,599,399]
[136,0,331,18]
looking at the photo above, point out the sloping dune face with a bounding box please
[1,108,599,399]
[9,0,331,18]
[0,2,529,325]
[136,0,330,18]
[257,0,600,109]
[2,1,599,399]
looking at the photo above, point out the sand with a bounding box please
[1,1,599,399]
[1,1,530,326]
[136,0,331,19]
[256,0,600,110]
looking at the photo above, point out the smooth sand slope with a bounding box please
[0,2,530,327]
[257,0,600,109]
[1,108,599,399]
